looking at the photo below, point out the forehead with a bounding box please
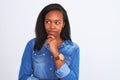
[45,10,63,20]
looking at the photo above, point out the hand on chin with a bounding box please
[46,34,58,53]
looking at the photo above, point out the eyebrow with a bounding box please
[44,19,63,21]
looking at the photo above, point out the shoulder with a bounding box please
[61,40,80,56]
[64,40,79,49]
[65,40,79,48]
[26,38,35,49]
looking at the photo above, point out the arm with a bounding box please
[18,40,39,80]
[55,47,80,80]
[46,35,80,80]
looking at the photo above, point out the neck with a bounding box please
[56,37,64,46]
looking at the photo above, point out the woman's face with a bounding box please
[44,10,65,38]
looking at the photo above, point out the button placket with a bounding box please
[49,55,55,77]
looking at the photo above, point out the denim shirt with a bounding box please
[19,39,80,80]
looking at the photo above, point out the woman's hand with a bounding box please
[46,35,59,57]
[46,35,65,69]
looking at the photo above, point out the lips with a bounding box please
[48,31,57,35]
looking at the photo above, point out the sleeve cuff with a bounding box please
[55,63,70,78]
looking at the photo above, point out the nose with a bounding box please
[50,22,55,29]
[50,26,55,29]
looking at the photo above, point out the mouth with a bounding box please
[48,31,57,35]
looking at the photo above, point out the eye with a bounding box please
[45,20,51,24]
[55,21,61,25]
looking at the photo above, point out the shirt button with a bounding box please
[51,56,53,58]
[43,53,45,56]
[69,57,71,60]
[50,68,53,71]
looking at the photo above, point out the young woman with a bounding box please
[19,3,80,80]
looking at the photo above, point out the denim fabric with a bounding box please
[19,39,80,80]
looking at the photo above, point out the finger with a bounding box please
[47,35,55,40]
[46,36,54,46]
[46,39,51,46]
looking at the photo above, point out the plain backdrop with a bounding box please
[0,0,120,80]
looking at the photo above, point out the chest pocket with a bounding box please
[64,54,72,66]
[32,50,47,64]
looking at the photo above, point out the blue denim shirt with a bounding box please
[19,39,80,80]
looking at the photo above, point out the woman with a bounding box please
[19,3,80,80]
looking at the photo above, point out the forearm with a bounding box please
[55,63,79,80]
[53,50,65,69]
[54,48,80,80]
[60,70,78,80]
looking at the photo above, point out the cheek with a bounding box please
[58,27,63,33]
[44,25,49,31]
[44,22,48,28]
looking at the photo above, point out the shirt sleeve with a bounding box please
[55,47,80,80]
[18,39,39,80]
[55,63,70,78]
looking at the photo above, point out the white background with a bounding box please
[0,0,120,80]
